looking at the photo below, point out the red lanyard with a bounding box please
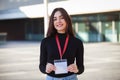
[56,34,69,59]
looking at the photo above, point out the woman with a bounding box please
[39,7,84,80]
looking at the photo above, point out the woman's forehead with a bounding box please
[54,11,62,17]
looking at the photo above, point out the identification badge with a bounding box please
[54,59,68,74]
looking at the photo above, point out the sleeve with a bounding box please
[39,39,47,74]
[76,40,84,74]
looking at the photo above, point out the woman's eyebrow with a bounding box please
[53,15,63,19]
[60,15,63,17]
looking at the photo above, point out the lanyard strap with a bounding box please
[56,34,69,59]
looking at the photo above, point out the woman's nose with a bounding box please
[56,18,61,23]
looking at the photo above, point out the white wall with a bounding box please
[0,0,120,20]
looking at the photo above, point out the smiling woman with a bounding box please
[39,7,84,80]
[47,8,74,37]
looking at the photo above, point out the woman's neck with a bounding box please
[57,30,65,34]
[57,32,66,35]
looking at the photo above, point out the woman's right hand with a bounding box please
[46,63,56,73]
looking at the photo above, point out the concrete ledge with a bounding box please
[0,32,7,44]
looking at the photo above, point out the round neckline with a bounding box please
[57,32,66,36]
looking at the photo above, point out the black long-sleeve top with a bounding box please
[39,33,84,78]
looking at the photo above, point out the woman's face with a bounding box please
[53,11,67,33]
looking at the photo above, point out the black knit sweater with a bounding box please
[39,33,84,78]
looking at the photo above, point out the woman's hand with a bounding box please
[46,63,56,73]
[67,64,78,73]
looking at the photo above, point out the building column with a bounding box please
[98,21,102,42]
[75,22,78,33]
[44,0,49,37]
[119,14,120,43]
[112,20,117,42]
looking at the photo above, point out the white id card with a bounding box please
[54,59,68,74]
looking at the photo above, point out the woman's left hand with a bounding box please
[67,64,78,73]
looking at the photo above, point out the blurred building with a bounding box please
[0,0,120,42]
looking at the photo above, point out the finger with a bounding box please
[68,67,73,72]
[53,66,56,71]
[46,69,50,73]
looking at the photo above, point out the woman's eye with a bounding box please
[53,18,57,21]
[60,16,64,19]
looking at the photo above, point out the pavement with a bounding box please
[0,41,120,80]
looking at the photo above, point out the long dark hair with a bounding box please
[47,7,74,37]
